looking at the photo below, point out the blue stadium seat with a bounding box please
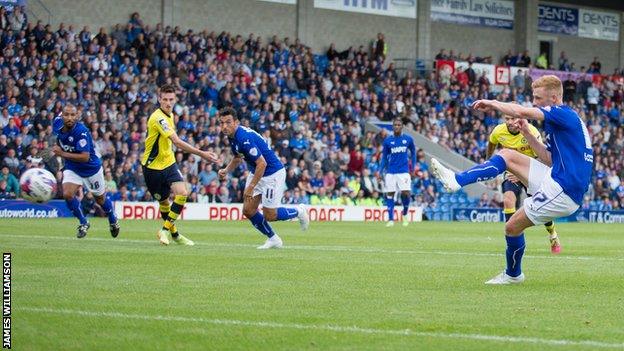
[433,212,442,221]
[442,212,451,221]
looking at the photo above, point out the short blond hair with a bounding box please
[532,75,563,98]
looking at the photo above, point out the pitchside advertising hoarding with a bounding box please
[430,0,514,29]
[2,200,623,223]
[538,4,619,41]
[114,202,423,222]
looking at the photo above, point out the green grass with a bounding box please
[2,218,624,350]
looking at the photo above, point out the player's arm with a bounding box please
[379,141,388,173]
[169,133,217,163]
[409,138,417,174]
[52,146,89,162]
[472,100,544,121]
[486,142,498,159]
[518,120,552,166]
[247,156,267,190]
[218,155,242,181]
[486,129,499,159]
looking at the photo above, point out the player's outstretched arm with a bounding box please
[472,100,545,121]
[52,145,89,162]
[486,142,497,159]
[517,119,552,166]
[168,133,218,163]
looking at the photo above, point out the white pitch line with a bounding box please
[2,234,623,262]
[18,306,624,349]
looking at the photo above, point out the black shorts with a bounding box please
[502,179,526,197]
[143,163,184,201]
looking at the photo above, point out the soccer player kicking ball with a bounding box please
[142,84,218,246]
[52,104,120,238]
[218,107,309,249]
[487,116,561,253]
[430,75,593,284]
[380,118,416,227]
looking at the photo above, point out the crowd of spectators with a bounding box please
[0,8,622,212]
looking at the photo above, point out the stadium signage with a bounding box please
[538,4,619,41]
[431,0,514,29]
[0,200,73,218]
[582,210,624,224]
[257,0,297,4]
[452,208,503,222]
[578,8,619,41]
[314,0,417,19]
[115,202,423,222]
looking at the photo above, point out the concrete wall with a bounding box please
[550,35,619,73]
[309,8,417,62]
[171,0,296,39]
[431,22,515,63]
[29,0,161,30]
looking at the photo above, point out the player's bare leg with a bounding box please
[400,190,411,226]
[244,194,282,249]
[62,182,90,238]
[385,191,395,227]
[486,207,534,285]
[95,194,119,238]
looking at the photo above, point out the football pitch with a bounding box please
[2,218,624,350]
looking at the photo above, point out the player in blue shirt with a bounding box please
[52,104,119,238]
[217,107,309,249]
[430,75,593,284]
[380,118,416,227]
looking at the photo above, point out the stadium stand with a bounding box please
[0,7,622,217]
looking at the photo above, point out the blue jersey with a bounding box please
[380,134,416,174]
[229,126,283,176]
[539,105,593,205]
[54,117,101,177]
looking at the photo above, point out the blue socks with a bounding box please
[385,195,395,221]
[66,197,87,225]
[400,194,410,215]
[455,155,506,187]
[101,196,117,224]
[505,234,526,277]
[276,207,299,221]
[249,212,275,238]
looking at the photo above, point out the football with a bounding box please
[19,168,58,203]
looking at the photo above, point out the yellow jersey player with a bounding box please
[487,116,561,254]
[142,84,218,245]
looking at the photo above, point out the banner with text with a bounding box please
[0,200,73,218]
[528,68,593,83]
[258,0,296,4]
[314,0,417,18]
[115,202,424,222]
[538,4,578,36]
[578,8,619,41]
[452,208,503,222]
[539,4,619,41]
[431,0,514,29]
